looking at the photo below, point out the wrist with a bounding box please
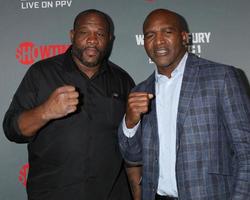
[39,104,52,122]
[125,116,138,129]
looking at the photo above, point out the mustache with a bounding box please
[82,46,100,53]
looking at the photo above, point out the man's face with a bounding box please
[70,13,111,68]
[143,10,187,72]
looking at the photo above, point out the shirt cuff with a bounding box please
[122,115,140,138]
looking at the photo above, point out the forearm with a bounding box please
[18,104,50,137]
[125,165,142,200]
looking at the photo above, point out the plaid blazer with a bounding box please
[118,53,250,200]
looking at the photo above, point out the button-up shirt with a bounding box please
[3,47,135,200]
[123,52,188,197]
[155,52,187,196]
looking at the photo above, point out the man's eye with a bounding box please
[144,33,154,39]
[165,30,172,34]
[97,32,105,37]
[164,29,175,35]
[79,31,87,35]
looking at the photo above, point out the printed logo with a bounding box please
[16,41,70,65]
[18,163,29,187]
[188,32,211,56]
[20,0,72,9]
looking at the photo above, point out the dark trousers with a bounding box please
[155,193,178,200]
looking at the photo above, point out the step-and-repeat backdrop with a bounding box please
[1,0,249,199]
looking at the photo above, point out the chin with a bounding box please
[155,61,170,68]
[84,62,99,68]
[82,57,98,64]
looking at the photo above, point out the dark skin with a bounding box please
[143,9,188,78]
[70,12,112,78]
[126,165,142,200]
[124,9,188,199]
[18,12,112,137]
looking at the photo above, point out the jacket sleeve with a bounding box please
[118,121,143,165]
[221,67,250,199]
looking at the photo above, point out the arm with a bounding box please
[125,164,142,200]
[118,92,153,163]
[3,66,79,142]
[221,67,250,199]
[18,85,79,137]
[118,92,153,199]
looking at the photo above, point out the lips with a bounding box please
[154,48,169,56]
[84,47,99,57]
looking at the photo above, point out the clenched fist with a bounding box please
[125,92,153,128]
[42,85,79,120]
[17,85,79,137]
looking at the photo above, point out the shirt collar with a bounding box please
[155,52,188,83]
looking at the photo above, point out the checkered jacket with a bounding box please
[118,54,250,200]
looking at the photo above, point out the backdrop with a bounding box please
[1,0,249,199]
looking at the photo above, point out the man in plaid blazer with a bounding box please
[118,9,250,200]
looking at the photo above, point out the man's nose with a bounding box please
[86,33,98,45]
[155,33,165,45]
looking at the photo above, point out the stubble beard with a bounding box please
[71,45,106,68]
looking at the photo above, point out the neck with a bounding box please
[158,65,176,78]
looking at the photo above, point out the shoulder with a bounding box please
[17,53,67,92]
[132,72,155,92]
[187,53,239,78]
[28,53,66,73]
[23,52,70,84]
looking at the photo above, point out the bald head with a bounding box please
[73,9,113,36]
[143,9,188,33]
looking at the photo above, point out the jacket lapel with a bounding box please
[177,54,200,146]
[143,73,158,142]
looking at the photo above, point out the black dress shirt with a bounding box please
[3,47,134,200]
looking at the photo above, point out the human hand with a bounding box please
[125,92,153,128]
[41,85,79,121]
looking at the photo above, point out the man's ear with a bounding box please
[69,29,74,43]
[182,31,189,46]
[109,34,114,42]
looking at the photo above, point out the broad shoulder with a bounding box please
[27,53,66,75]
[187,53,239,77]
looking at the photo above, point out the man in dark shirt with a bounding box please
[3,9,134,200]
